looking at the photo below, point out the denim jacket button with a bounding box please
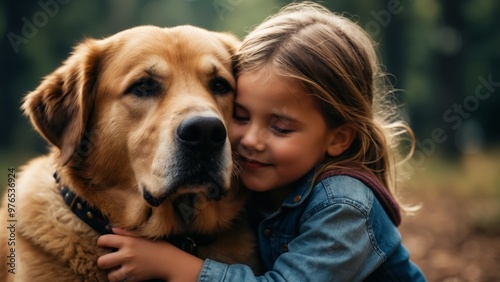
[263,229,272,237]
[293,195,301,203]
[281,244,288,252]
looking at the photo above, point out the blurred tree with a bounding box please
[461,0,500,146]
[1,1,39,149]
[436,0,466,155]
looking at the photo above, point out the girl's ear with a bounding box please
[326,124,356,157]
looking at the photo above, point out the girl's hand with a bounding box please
[97,227,169,281]
[97,228,204,282]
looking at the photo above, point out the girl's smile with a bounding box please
[238,155,273,169]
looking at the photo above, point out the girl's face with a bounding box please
[230,69,337,193]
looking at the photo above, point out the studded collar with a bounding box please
[54,171,216,256]
[55,172,112,234]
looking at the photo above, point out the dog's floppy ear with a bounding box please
[212,32,241,77]
[212,32,241,56]
[22,39,101,165]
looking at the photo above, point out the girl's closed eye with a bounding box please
[233,106,249,123]
[270,117,295,135]
[233,113,249,122]
[271,123,293,134]
[272,126,292,134]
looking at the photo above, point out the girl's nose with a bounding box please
[239,125,266,152]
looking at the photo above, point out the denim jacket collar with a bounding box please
[281,169,316,208]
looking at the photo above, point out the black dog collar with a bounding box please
[54,171,216,255]
[55,172,112,235]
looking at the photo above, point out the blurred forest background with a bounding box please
[1,0,499,281]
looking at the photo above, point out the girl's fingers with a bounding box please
[97,228,137,249]
[107,267,134,282]
[97,234,123,249]
[107,269,122,282]
[111,227,139,237]
[97,251,123,270]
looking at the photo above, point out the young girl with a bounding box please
[97,2,426,281]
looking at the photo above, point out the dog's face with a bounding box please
[23,25,242,235]
[93,25,238,206]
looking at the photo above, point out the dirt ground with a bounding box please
[399,193,500,282]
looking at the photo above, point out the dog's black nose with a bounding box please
[176,116,226,150]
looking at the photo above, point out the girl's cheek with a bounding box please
[229,123,244,148]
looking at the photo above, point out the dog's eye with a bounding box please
[209,78,232,95]
[128,78,160,97]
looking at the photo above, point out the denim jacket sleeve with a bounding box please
[197,175,425,282]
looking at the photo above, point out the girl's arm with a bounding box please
[98,199,390,282]
[199,202,383,282]
[97,228,203,282]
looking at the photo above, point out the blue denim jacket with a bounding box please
[198,170,426,281]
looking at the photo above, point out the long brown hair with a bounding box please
[235,2,415,210]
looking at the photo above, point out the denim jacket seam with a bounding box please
[299,200,329,224]
[365,212,387,261]
[360,191,387,261]
[198,260,209,282]
[319,177,374,209]
[299,195,370,226]
[300,180,369,221]
[198,259,227,282]
[300,190,387,262]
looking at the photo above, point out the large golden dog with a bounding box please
[0,25,258,281]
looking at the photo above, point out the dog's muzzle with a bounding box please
[142,116,230,207]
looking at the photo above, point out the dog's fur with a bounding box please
[0,25,258,281]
